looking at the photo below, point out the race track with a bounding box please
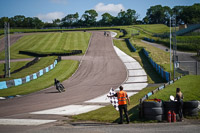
[0,31,127,117]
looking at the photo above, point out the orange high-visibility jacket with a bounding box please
[117,91,127,105]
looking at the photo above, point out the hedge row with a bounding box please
[19,50,82,57]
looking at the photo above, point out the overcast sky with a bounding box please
[0,0,199,22]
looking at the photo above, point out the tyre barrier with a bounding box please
[183,100,199,116]
[141,100,199,121]
[142,101,164,121]
[163,101,199,118]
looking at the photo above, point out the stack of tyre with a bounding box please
[143,101,164,121]
[183,100,199,116]
[163,100,199,120]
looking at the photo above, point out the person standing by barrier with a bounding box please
[108,86,130,124]
[175,88,184,121]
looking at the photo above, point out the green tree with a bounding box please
[125,9,138,25]
[172,6,185,24]
[0,17,9,28]
[100,13,114,26]
[117,10,126,25]
[145,5,172,24]
[10,15,26,27]
[81,9,98,26]
[180,4,200,24]
[32,17,43,28]
[61,12,79,27]
[117,9,138,25]
[52,19,61,27]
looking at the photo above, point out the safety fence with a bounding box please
[176,24,200,36]
[140,75,182,104]
[0,59,59,90]
[143,48,171,82]
[143,37,155,43]
[125,39,136,52]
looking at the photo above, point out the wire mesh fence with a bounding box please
[175,61,199,76]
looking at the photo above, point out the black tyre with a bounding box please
[57,88,62,93]
[143,101,163,108]
[164,101,178,108]
[183,101,199,108]
[144,115,164,121]
[144,107,164,115]
[183,108,199,116]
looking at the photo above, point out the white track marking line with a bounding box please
[30,105,104,115]
[85,94,110,103]
[129,69,147,76]
[122,83,148,91]
[0,119,56,126]
[126,76,148,83]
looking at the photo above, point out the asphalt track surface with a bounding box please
[0,31,127,117]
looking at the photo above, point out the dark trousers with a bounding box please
[118,104,130,123]
[178,101,183,120]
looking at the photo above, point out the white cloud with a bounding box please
[94,3,125,14]
[50,0,67,4]
[37,12,65,22]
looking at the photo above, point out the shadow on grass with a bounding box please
[138,50,165,83]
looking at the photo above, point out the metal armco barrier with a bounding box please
[140,76,182,104]
[125,39,136,52]
[143,48,170,82]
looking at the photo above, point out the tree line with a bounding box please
[0,3,199,29]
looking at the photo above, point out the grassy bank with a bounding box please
[0,61,28,75]
[149,75,200,101]
[133,24,170,35]
[0,56,56,81]
[0,32,91,59]
[0,60,79,97]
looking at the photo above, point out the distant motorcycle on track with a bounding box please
[54,78,65,93]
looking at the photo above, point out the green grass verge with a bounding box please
[0,27,121,35]
[0,56,56,81]
[133,24,170,34]
[131,39,171,72]
[149,75,200,101]
[0,61,28,75]
[0,32,91,60]
[0,60,79,97]
[72,75,200,123]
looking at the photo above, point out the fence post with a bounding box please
[197,61,198,75]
